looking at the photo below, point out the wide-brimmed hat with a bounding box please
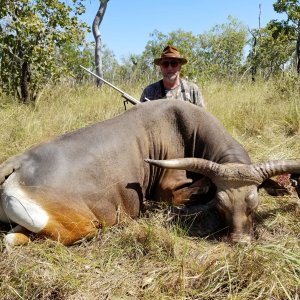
[154,45,188,65]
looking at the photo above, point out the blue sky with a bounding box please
[80,0,284,60]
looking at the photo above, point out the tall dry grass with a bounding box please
[0,79,299,300]
[206,79,300,161]
[0,85,127,160]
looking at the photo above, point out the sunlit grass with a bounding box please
[0,85,126,160]
[205,79,300,161]
[0,79,299,299]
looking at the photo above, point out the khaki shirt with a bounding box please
[140,78,205,108]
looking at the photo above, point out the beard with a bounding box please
[163,72,178,81]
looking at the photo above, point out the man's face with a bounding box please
[159,59,181,81]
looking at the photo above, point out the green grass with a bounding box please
[0,79,299,299]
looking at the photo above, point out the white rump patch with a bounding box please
[1,173,49,233]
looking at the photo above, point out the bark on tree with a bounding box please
[250,4,262,82]
[20,61,29,103]
[297,20,300,74]
[249,31,257,82]
[92,0,109,87]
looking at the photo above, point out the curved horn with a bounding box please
[145,158,264,184]
[145,158,223,179]
[252,160,300,180]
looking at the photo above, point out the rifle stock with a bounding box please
[80,65,140,105]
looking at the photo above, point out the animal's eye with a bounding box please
[216,191,232,210]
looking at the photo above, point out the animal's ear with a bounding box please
[259,178,291,196]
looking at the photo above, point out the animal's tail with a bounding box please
[0,154,22,184]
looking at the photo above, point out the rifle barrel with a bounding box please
[80,65,140,105]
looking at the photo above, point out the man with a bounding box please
[140,45,205,107]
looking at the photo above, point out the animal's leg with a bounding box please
[2,191,101,246]
[2,173,125,246]
[2,193,50,232]
[39,216,100,246]
[172,177,212,206]
[1,190,50,246]
[4,216,100,246]
[158,169,211,205]
[36,197,124,245]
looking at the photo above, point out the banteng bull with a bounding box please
[0,100,299,246]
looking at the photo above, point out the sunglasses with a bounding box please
[160,60,180,68]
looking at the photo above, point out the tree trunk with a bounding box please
[251,35,257,82]
[296,20,300,74]
[20,61,29,103]
[92,0,109,87]
[250,4,261,82]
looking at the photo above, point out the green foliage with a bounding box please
[0,0,90,102]
[248,21,295,79]
[133,17,248,83]
[60,42,94,83]
[102,46,119,79]
[247,0,300,80]
[1,1,299,102]
[273,0,300,23]
[198,16,248,81]
[272,0,300,73]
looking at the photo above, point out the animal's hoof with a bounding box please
[4,233,31,247]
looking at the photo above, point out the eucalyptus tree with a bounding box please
[197,16,248,81]
[248,21,295,80]
[92,0,109,87]
[0,0,89,103]
[273,0,300,74]
[247,1,299,79]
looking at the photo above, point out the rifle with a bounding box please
[80,65,142,109]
